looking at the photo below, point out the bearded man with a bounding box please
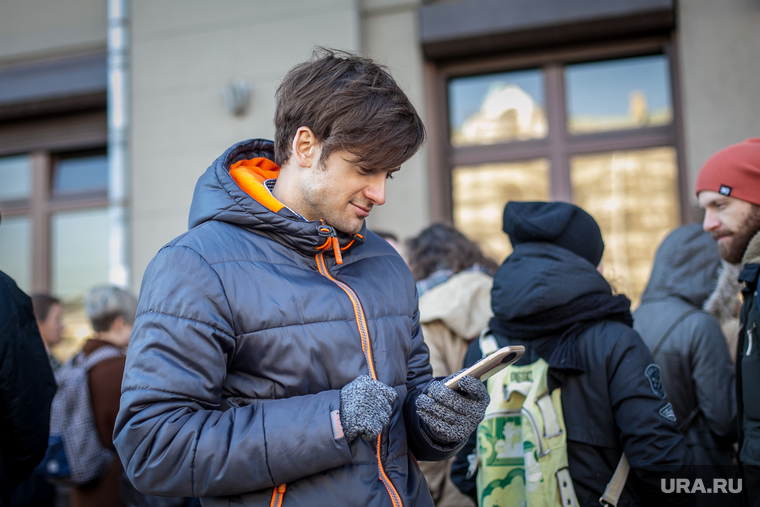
[696,138,760,506]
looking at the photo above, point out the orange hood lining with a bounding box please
[229,158,284,213]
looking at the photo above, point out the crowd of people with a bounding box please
[1,49,758,507]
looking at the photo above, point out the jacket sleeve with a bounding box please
[403,302,465,461]
[607,327,696,506]
[0,274,57,487]
[687,313,737,441]
[113,245,352,498]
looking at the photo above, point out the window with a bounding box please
[0,149,109,356]
[435,40,684,305]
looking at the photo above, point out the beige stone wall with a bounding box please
[129,0,361,289]
[678,0,760,207]
[0,0,106,62]
[360,0,429,249]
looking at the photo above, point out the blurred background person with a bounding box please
[407,223,497,507]
[31,294,65,372]
[633,223,737,506]
[0,268,57,507]
[73,287,197,507]
[451,201,694,506]
[69,285,135,507]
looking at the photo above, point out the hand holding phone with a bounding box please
[444,345,525,392]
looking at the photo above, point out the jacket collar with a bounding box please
[742,230,760,266]
[188,138,365,262]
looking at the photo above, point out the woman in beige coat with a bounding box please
[407,223,497,507]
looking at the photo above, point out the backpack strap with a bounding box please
[80,345,124,371]
[478,328,499,357]
[599,454,630,506]
[677,406,701,433]
[650,309,700,357]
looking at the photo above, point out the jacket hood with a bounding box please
[491,242,611,321]
[188,138,365,257]
[641,223,720,307]
[418,270,492,340]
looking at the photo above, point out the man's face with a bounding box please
[38,302,63,347]
[699,190,760,264]
[298,149,396,234]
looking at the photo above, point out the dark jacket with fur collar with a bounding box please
[737,230,760,468]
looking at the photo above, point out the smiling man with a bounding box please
[113,49,489,507]
[696,138,760,507]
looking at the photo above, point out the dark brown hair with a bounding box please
[31,294,61,322]
[274,48,425,171]
[406,223,498,281]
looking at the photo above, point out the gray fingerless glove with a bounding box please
[340,375,398,443]
[416,373,490,445]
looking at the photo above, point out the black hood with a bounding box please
[491,242,611,321]
[640,223,720,307]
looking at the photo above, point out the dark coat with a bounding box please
[113,139,451,507]
[634,224,736,471]
[451,243,695,507]
[738,231,760,470]
[0,271,57,507]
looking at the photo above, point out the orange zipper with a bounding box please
[315,250,403,507]
[269,484,286,507]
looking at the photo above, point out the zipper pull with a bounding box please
[317,224,343,265]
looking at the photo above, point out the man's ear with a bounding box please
[292,127,319,169]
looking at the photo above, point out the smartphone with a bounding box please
[444,345,525,392]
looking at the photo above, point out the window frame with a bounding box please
[0,148,108,294]
[426,35,689,225]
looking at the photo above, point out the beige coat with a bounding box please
[418,271,493,507]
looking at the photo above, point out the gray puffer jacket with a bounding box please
[633,224,737,468]
[113,139,453,506]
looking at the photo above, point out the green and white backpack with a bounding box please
[470,331,629,507]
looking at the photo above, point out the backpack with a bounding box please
[41,345,124,486]
[470,330,629,507]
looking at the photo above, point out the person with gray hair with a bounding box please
[68,285,136,507]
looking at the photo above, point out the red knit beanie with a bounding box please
[695,138,760,206]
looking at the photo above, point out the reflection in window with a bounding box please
[0,215,32,292]
[565,55,672,134]
[453,159,550,262]
[449,69,547,147]
[570,147,679,305]
[0,155,32,202]
[51,208,109,299]
[53,154,108,195]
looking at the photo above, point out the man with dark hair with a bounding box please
[696,138,760,506]
[114,49,489,506]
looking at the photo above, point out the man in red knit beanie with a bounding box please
[697,138,760,506]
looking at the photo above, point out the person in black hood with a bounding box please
[451,201,695,507]
[634,223,738,506]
